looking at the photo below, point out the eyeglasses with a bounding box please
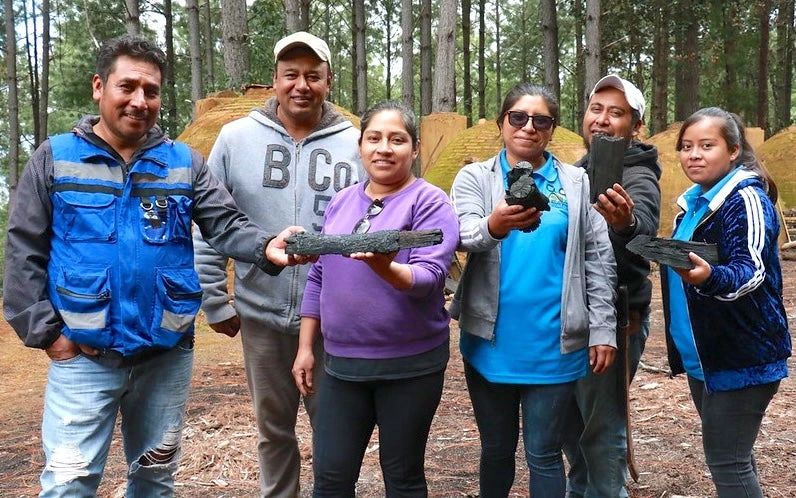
[505,111,555,131]
[352,198,384,234]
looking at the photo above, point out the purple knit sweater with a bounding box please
[300,179,460,359]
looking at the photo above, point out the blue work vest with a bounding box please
[47,132,202,357]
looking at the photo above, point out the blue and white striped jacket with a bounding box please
[662,169,791,393]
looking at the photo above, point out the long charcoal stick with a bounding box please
[589,134,627,203]
[285,229,444,255]
[626,234,720,269]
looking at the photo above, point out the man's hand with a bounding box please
[209,316,241,338]
[265,226,318,267]
[45,334,99,361]
[487,199,542,238]
[594,183,635,232]
[674,252,712,286]
[589,344,617,374]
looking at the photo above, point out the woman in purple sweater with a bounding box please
[292,100,460,497]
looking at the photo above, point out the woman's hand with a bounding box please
[347,251,413,290]
[487,199,542,238]
[292,348,316,396]
[589,345,616,374]
[674,252,712,285]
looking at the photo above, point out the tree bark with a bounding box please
[477,0,486,119]
[401,0,414,109]
[187,0,203,120]
[540,0,561,102]
[573,0,585,126]
[584,0,600,107]
[163,0,177,136]
[420,0,432,115]
[39,0,50,141]
[385,0,393,100]
[757,0,771,134]
[124,0,141,35]
[462,0,472,125]
[203,0,215,91]
[353,0,368,114]
[5,0,20,207]
[650,0,669,135]
[773,0,794,132]
[495,0,501,111]
[220,0,250,90]
[22,0,41,146]
[722,3,739,110]
[432,0,456,112]
[674,0,698,121]
[284,0,306,32]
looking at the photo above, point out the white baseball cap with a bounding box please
[274,31,332,70]
[590,75,646,121]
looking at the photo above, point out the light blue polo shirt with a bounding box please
[460,150,588,384]
[667,166,742,380]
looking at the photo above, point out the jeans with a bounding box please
[39,343,194,498]
[687,376,779,498]
[239,317,324,498]
[464,361,576,498]
[564,311,650,498]
[312,369,445,498]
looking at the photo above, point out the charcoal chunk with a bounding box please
[626,234,720,269]
[285,229,444,255]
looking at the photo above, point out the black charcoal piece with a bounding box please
[505,161,551,212]
[285,229,444,255]
[626,234,720,269]
[504,161,550,233]
[588,134,627,204]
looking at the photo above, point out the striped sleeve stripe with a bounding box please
[716,186,766,301]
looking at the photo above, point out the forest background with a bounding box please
[0,0,794,291]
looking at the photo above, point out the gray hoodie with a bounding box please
[193,98,365,334]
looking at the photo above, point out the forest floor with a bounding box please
[1,259,795,497]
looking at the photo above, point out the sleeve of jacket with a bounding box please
[450,161,502,253]
[3,142,64,349]
[612,165,661,242]
[697,185,771,300]
[583,173,618,347]
[191,138,280,324]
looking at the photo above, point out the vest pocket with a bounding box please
[55,266,113,348]
[53,192,117,242]
[151,268,203,348]
[167,195,193,242]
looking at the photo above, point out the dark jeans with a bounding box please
[464,361,576,498]
[687,376,780,498]
[312,370,445,498]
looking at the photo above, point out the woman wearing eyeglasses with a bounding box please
[292,100,459,497]
[449,83,617,497]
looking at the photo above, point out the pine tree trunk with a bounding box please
[187,0,203,120]
[39,0,50,141]
[462,0,472,125]
[650,0,669,135]
[221,0,250,90]
[540,0,561,102]
[477,0,486,119]
[203,0,215,92]
[584,0,600,105]
[164,0,177,136]
[401,0,414,109]
[420,0,432,116]
[125,0,140,35]
[5,0,20,207]
[353,0,368,114]
[773,0,794,132]
[432,0,456,112]
[758,0,771,134]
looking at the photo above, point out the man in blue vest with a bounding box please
[3,34,305,497]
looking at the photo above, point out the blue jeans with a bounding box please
[564,311,649,498]
[39,344,194,498]
[312,370,445,497]
[464,362,576,498]
[688,376,779,498]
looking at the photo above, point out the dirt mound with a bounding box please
[646,123,691,236]
[177,87,361,158]
[758,126,796,209]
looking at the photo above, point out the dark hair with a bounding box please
[676,107,777,202]
[96,35,166,84]
[496,83,560,131]
[359,100,419,149]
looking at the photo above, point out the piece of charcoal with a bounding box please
[626,234,720,269]
[285,229,444,255]
[588,134,626,204]
[505,161,551,211]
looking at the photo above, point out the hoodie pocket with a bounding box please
[151,268,203,348]
[55,266,113,348]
